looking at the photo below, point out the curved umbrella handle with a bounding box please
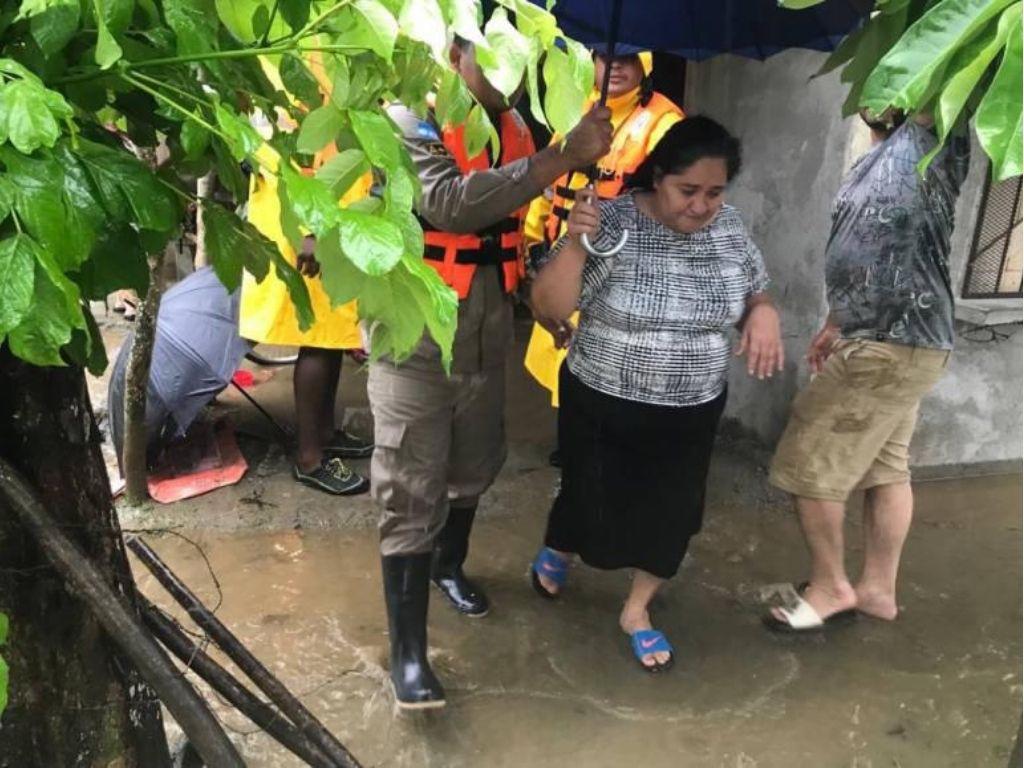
[580,229,629,258]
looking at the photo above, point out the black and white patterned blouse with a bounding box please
[550,193,769,407]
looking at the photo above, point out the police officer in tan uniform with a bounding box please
[372,37,611,709]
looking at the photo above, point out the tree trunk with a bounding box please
[122,245,170,504]
[0,348,171,768]
[194,172,216,268]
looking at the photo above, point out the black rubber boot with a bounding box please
[431,506,490,618]
[381,553,446,710]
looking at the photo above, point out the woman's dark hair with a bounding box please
[625,115,742,190]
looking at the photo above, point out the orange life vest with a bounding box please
[422,110,536,300]
[544,92,683,245]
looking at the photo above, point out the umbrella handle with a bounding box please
[581,230,629,258]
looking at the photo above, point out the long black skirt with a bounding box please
[544,366,726,580]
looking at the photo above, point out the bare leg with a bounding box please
[772,496,858,622]
[619,570,670,668]
[854,481,913,620]
[293,347,343,472]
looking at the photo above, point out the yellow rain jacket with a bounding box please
[238,57,365,349]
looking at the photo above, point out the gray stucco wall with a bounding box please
[685,51,1022,470]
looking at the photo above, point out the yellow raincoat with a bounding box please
[238,57,365,349]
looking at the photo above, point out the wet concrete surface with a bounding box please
[90,310,1022,767]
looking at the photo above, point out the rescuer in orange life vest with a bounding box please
[523,49,684,466]
[372,37,612,709]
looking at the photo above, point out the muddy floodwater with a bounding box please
[86,309,1020,767]
[131,472,1021,768]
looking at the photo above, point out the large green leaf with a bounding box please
[202,199,274,290]
[212,138,248,201]
[542,42,590,138]
[72,138,179,234]
[522,36,549,129]
[462,101,496,158]
[338,208,404,275]
[92,0,123,68]
[214,102,264,160]
[861,0,1015,114]
[359,269,427,361]
[296,103,345,154]
[281,164,340,236]
[315,148,370,197]
[279,0,311,30]
[511,0,560,48]
[0,78,72,153]
[0,234,38,339]
[180,118,210,159]
[317,226,366,306]
[1,146,99,270]
[435,68,473,128]
[480,7,530,98]
[399,0,447,63]
[830,6,910,116]
[328,56,351,109]
[398,254,456,370]
[100,0,133,35]
[279,54,322,109]
[7,247,85,367]
[920,4,1017,170]
[215,0,288,42]
[384,164,417,212]
[349,108,401,170]
[446,0,484,44]
[18,0,81,57]
[976,10,1023,180]
[164,0,218,57]
[327,1,399,61]
[72,224,150,300]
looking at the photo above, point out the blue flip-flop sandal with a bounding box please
[630,629,675,673]
[530,547,568,599]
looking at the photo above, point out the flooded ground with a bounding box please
[133,472,1021,768]
[92,309,1022,767]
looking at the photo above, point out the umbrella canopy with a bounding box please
[107,266,252,470]
[539,0,873,60]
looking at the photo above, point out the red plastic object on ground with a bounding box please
[231,369,255,388]
[147,419,248,504]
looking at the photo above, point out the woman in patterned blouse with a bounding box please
[528,116,784,672]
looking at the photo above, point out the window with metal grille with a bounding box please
[963,173,1022,298]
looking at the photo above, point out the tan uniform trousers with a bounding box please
[368,267,513,556]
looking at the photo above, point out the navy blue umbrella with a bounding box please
[540,0,873,61]
[536,0,872,257]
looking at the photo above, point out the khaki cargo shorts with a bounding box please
[770,339,950,503]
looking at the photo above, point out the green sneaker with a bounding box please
[323,429,374,459]
[293,457,369,496]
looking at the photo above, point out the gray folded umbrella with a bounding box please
[107,266,253,473]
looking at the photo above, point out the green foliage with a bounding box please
[793,0,1023,178]
[975,9,1022,180]
[0,0,589,370]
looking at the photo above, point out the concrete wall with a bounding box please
[685,51,1022,470]
[914,139,1022,469]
